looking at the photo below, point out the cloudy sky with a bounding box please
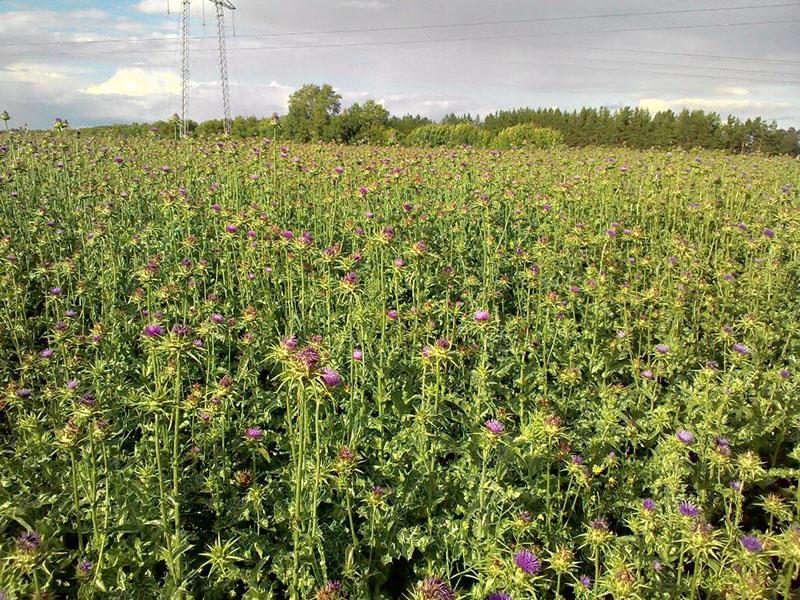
[1,0,799,129]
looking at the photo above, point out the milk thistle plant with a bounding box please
[0,128,799,598]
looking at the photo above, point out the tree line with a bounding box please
[78,83,799,155]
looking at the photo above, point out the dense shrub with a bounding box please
[404,123,492,147]
[494,124,564,148]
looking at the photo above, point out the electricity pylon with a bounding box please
[211,1,235,134]
[174,0,236,136]
[180,0,190,137]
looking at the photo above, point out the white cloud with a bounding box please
[134,0,167,15]
[268,80,294,94]
[0,63,67,83]
[639,97,791,113]
[719,87,751,97]
[337,0,391,9]
[84,68,180,97]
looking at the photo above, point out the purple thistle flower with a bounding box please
[393,258,405,268]
[652,560,663,572]
[676,430,694,444]
[39,348,54,358]
[358,186,369,196]
[487,593,512,600]
[296,346,320,372]
[740,535,763,553]
[387,309,398,319]
[342,271,359,286]
[780,369,791,380]
[641,369,654,380]
[321,368,342,387]
[280,230,294,240]
[763,227,775,239]
[245,427,263,441]
[730,480,743,492]
[78,559,93,573]
[642,498,656,511]
[16,388,31,399]
[654,344,669,355]
[67,380,79,391]
[49,286,62,295]
[418,576,454,600]
[732,343,750,355]
[281,335,299,351]
[352,349,363,361]
[317,579,347,599]
[225,224,238,234]
[211,313,225,324]
[474,309,490,322]
[143,324,164,337]
[79,393,97,407]
[579,574,592,588]
[679,501,700,518]
[65,309,77,318]
[485,419,504,434]
[18,531,42,552]
[514,549,541,574]
[171,324,191,337]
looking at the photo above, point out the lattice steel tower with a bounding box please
[180,0,190,137]
[175,0,236,136]
[211,1,235,134]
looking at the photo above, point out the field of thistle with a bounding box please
[0,131,799,600]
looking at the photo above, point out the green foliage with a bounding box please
[494,124,564,148]
[483,106,799,154]
[404,122,491,147]
[283,83,342,142]
[73,83,799,155]
[326,99,390,144]
[387,114,433,139]
[1,133,799,599]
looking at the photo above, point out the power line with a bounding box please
[1,1,798,48]
[208,2,800,38]
[4,17,800,60]
[430,51,800,87]
[559,45,800,66]
[514,53,797,79]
